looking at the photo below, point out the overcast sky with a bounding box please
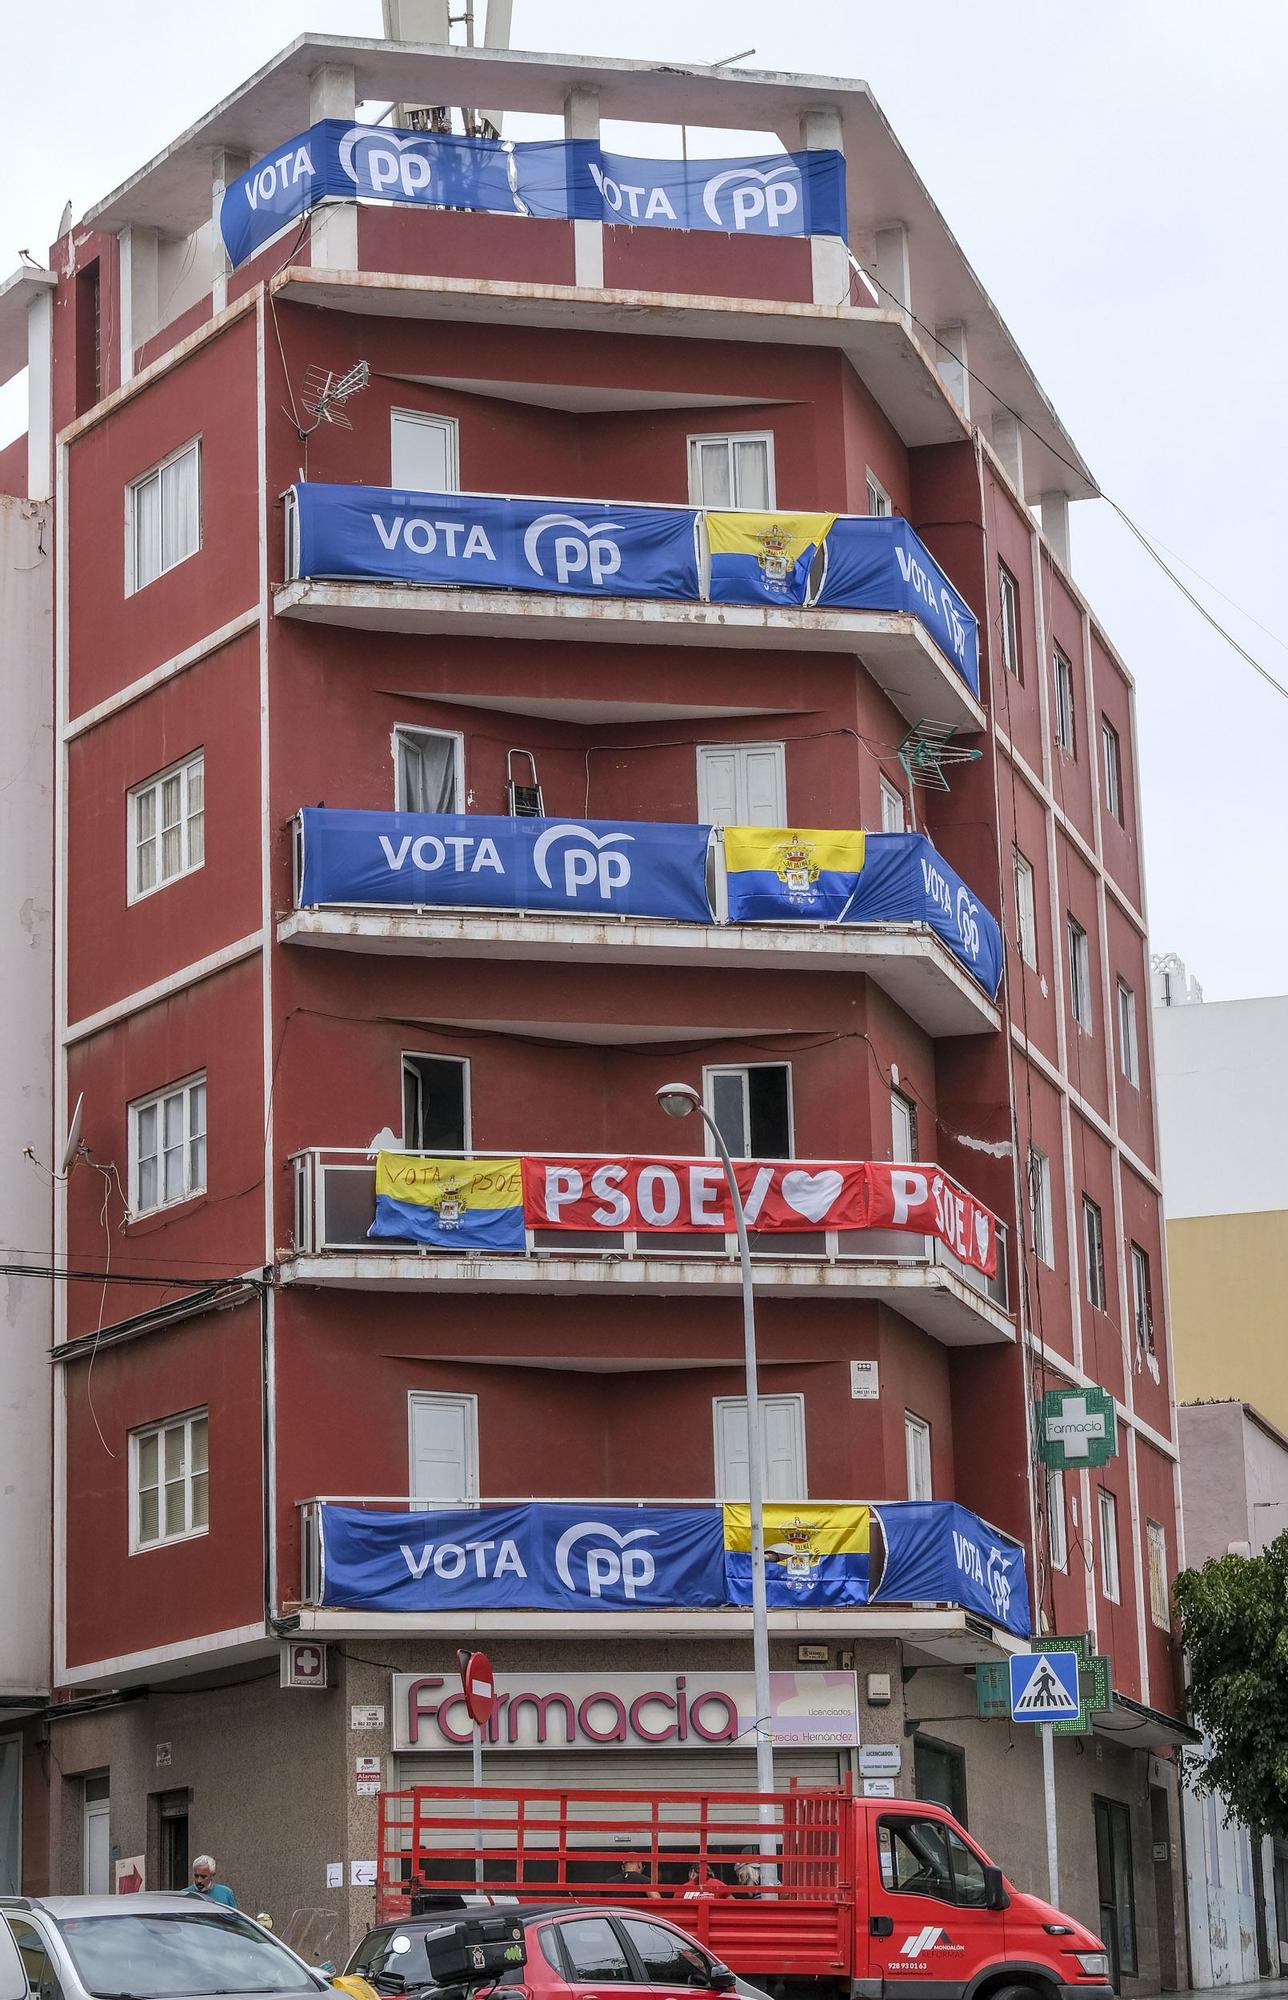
[4,0,1284,1000]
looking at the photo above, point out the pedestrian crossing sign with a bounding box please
[1008,1649,1081,1722]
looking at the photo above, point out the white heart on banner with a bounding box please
[974,1210,991,1265]
[781,1169,843,1223]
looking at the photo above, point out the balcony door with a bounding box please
[402,1054,469,1154]
[409,1392,478,1508]
[391,410,459,494]
[714,1393,806,1501]
[697,742,785,826]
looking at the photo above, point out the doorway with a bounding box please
[82,1774,110,1894]
[1094,1795,1138,1986]
[158,1790,190,1892]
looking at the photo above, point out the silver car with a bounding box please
[0,1895,333,2000]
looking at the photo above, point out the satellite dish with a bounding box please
[60,1093,84,1175]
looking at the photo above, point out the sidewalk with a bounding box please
[1167,1985,1288,2000]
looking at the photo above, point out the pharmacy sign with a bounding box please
[1036,1385,1118,1470]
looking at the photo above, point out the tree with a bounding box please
[1173,1530,1288,1838]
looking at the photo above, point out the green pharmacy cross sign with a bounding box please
[1036,1385,1118,1470]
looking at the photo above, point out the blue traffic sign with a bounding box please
[1008,1649,1081,1722]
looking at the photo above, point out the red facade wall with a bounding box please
[1091,637,1143,912]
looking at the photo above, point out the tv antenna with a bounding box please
[298,360,371,436]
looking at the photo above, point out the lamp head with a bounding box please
[656,1081,700,1120]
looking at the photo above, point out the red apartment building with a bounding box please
[0,29,1188,1986]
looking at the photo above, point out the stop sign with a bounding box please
[457,1648,497,1726]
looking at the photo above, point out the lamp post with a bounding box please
[656,1082,775,1802]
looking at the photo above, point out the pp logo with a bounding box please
[955,886,981,961]
[555,1520,658,1599]
[337,126,435,199]
[533,823,634,900]
[985,1547,1012,1625]
[524,512,622,588]
[702,164,801,231]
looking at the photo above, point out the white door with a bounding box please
[697,743,786,825]
[391,411,459,494]
[82,1780,110,1894]
[714,1394,806,1501]
[409,1393,478,1506]
[890,1090,916,1162]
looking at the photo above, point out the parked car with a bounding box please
[0,1895,335,2000]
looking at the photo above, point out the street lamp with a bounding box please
[656,1082,775,1802]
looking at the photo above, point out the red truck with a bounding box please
[374,1783,1113,2000]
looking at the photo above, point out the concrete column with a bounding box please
[874,221,911,325]
[564,85,603,290]
[118,226,159,383]
[26,288,52,502]
[1041,490,1071,569]
[212,148,250,311]
[309,65,359,270]
[935,320,970,415]
[991,410,1025,497]
[798,104,847,307]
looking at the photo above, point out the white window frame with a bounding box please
[1116,977,1139,1086]
[1098,1487,1121,1603]
[890,1087,917,1161]
[998,564,1021,678]
[390,409,459,493]
[401,1050,472,1152]
[1053,647,1077,754]
[127,751,205,904]
[129,1073,207,1217]
[687,430,776,510]
[904,1411,933,1501]
[1146,1518,1168,1628]
[713,1392,806,1502]
[1028,1146,1054,1269]
[1068,916,1093,1032]
[1131,1241,1153,1353]
[1101,717,1123,822]
[392,725,465,815]
[126,437,201,595]
[865,469,892,518]
[407,1391,479,1507]
[1014,849,1037,967]
[129,1408,209,1554]
[696,741,787,826]
[1047,1468,1068,1572]
[702,1063,794,1161]
[879,774,906,832]
[1083,1194,1106,1310]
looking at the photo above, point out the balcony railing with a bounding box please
[282,484,980,699]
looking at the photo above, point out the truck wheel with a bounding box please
[985,1986,1042,2000]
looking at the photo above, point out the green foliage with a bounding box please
[1173,1530,1288,1837]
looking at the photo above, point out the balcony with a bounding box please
[283,1147,1012,1348]
[281,812,1003,1039]
[276,485,984,732]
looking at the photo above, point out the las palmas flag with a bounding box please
[368,1153,526,1251]
[723,826,866,923]
[706,510,836,606]
[723,1503,871,1607]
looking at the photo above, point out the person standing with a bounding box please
[186,1855,237,1908]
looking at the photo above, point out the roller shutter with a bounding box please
[396,1748,844,1790]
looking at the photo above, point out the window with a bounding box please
[1146,1518,1169,1628]
[697,741,785,825]
[714,1393,806,1501]
[1131,1242,1154,1353]
[687,431,774,510]
[1098,1487,1120,1602]
[558,1919,633,1985]
[890,1088,918,1161]
[128,752,204,901]
[6,1918,63,2000]
[913,1736,968,1826]
[620,1920,713,1987]
[402,1054,469,1152]
[393,727,463,814]
[1102,718,1123,822]
[390,410,458,493]
[1053,648,1077,754]
[1047,1467,1068,1572]
[1028,1147,1054,1269]
[409,1392,478,1505]
[128,439,200,593]
[1082,1195,1106,1309]
[1116,978,1139,1085]
[1010,848,1037,967]
[131,1411,208,1551]
[876,1816,987,1907]
[905,1411,932,1501]
[865,470,892,518]
[998,564,1021,679]
[880,774,906,832]
[130,1074,206,1216]
[1068,916,1093,1031]
[704,1064,792,1160]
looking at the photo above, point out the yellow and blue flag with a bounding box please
[723,1503,871,1606]
[705,510,836,606]
[723,826,865,923]
[368,1153,526,1251]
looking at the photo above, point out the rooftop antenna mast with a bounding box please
[382,0,513,137]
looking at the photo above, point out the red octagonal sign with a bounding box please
[457,1648,497,1727]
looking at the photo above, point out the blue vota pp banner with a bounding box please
[816,518,980,697]
[873,1501,1030,1637]
[220,121,848,269]
[292,483,700,602]
[319,1504,727,1613]
[842,833,1003,997]
[298,808,713,923]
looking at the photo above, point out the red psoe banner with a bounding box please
[521,1156,867,1234]
[865,1162,997,1278]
